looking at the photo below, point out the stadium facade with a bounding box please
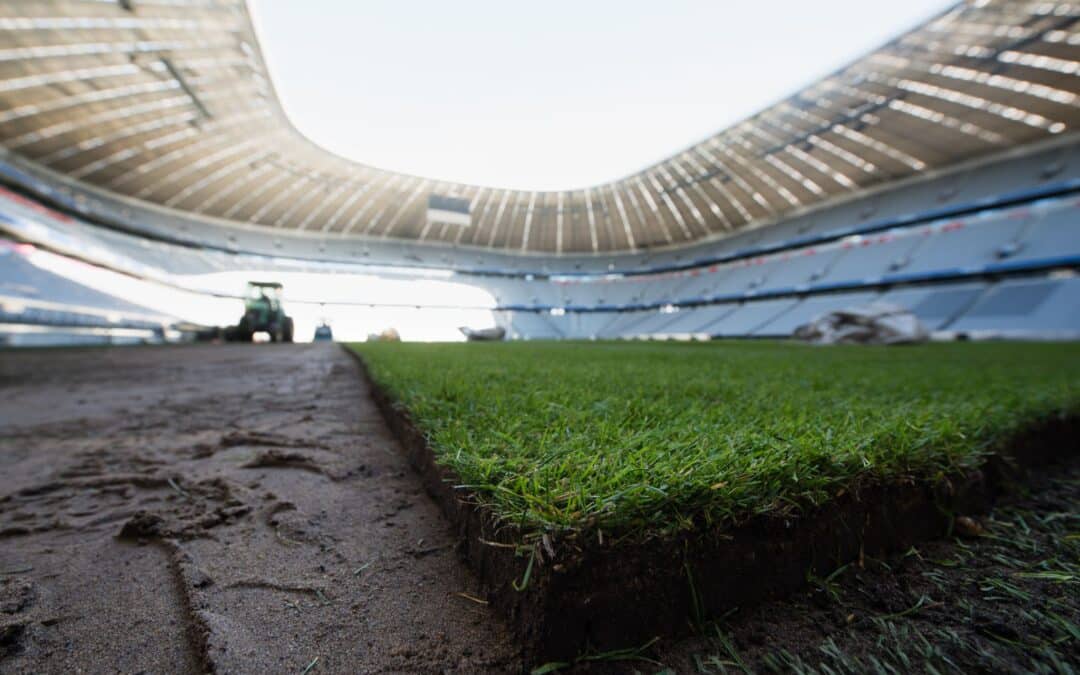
[0,0,1078,342]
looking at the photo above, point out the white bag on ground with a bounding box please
[793,302,929,345]
[459,326,507,341]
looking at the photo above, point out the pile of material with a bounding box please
[367,327,401,342]
[794,302,929,344]
[459,326,506,341]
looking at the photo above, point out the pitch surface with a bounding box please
[0,344,516,673]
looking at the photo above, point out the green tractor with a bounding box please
[231,281,294,343]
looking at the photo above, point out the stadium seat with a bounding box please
[876,282,989,331]
[654,303,742,335]
[754,291,881,336]
[709,298,801,336]
[948,276,1080,337]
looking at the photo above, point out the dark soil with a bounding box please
[352,347,1079,668]
[0,344,518,674]
[650,458,1080,674]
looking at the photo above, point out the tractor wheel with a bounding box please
[283,317,294,343]
[236,317,254,343]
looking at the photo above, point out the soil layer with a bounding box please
[0,344,518,674]
[651,457,1080,673]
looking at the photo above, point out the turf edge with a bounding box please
[340,345,1078,665]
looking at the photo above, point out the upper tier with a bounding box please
[0,0,1078,254]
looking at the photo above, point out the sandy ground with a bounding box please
[0,344,518,674]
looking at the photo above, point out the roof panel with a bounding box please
[0,0,1077,254]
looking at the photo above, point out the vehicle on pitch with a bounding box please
[228,281,294,342]
[313,322,334,342]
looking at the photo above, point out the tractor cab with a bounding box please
[232,281,294,342]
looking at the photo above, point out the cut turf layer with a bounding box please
[660,459,1080,673]
[346,341,1080,661]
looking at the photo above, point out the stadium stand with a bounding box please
[876,282,988,332]
[755,291,882,337]
[1,244,149,315]
[948,275,1080,338]
[3,136,1078,342]
[0,1,1076,343]
[0,240,170,346]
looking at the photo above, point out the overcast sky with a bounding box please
[249,0,952,191]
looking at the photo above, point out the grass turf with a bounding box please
[349,340,1080,540]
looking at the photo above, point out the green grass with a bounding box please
[349,341,1080,540]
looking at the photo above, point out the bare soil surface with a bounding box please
[0,344,518,674]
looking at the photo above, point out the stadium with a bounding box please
[0,0,1078,672]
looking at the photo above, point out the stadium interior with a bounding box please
[1,1,1079,672]
[0,0,1077,345]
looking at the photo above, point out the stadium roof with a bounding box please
[0,0,1078,255]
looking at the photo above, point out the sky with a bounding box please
[249,0,951,191]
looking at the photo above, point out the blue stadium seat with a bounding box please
[876,282,988,331]
[754,291,881,336]
[949,276,1080,337]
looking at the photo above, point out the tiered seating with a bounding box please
[755,291,880,337]
[0,243,167,331]
[499,146,1080,340]
[708,299,801,337]
[2,139,1078,342]
[997,199,1080,268]
[899,213,1031,278]
[949,277,1080,338]
[645,305,736,335]
[876,283,988,331]
[504,311,564,339]
[814,230,925,287]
